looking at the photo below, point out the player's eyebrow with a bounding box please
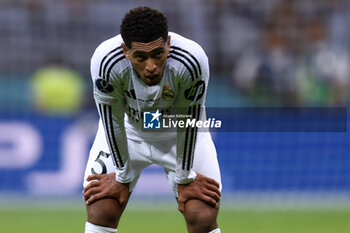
[132,51,147,55]
[153,47,165,52]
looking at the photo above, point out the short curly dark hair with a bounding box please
[120,6,168,48]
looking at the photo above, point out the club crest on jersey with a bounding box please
[95,79,114,93]
[162,85,175,101]
[143,110,162,129]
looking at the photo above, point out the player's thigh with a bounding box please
[83,125,152,191]
[162,132,222,196]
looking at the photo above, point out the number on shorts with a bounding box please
[91,151,110,174]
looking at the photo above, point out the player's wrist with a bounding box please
[115,173,134,184]
[175,170,197,184]
[114,161,135,183]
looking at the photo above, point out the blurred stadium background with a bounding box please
[1,0,350,232]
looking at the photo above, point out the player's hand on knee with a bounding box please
[83,172,130,206]
[177,173,221,213]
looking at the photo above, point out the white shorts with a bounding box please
[83,122,222,196]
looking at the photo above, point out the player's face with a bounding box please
[122,36,170,86]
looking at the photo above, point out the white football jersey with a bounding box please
[90,32,210,183]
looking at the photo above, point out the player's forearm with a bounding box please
[175,104,201,184]
[108,112,135,183]
[96,101,134,183]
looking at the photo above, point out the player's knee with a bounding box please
[183,200,218,231]
[86,199,123,228]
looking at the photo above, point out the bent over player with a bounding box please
[83,6,222,233]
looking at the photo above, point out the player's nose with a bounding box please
[145,59,157,73]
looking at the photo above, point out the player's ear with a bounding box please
[166,36,171,52]
[121,43,130,60]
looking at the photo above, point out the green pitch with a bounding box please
[1,203,350,233]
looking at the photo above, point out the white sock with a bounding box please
[85,222,117,233]
[208,228,221,233]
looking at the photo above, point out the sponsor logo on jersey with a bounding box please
[143,110,162,129]
[128,105,141,122]
[95,79,114,93]
[162,85,175,101]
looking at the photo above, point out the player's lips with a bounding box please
[142,73,162,85]
[145,74,159,79]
